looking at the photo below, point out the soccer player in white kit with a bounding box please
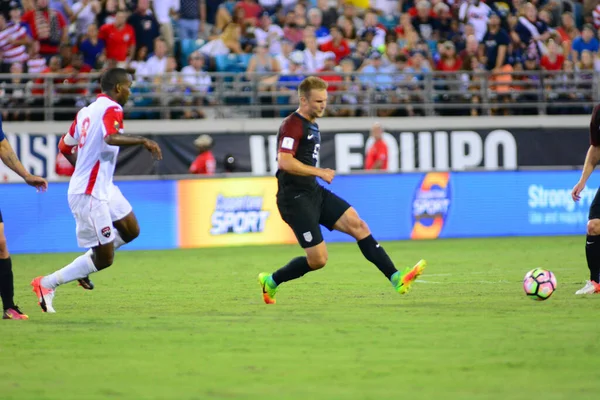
[31,68,162,313]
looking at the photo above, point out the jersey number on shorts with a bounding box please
[312,144,320,160]
[78,117,91,149]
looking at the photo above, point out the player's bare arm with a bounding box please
[277,152,335,183]
[0,138,48,191]
[573,145,600,201]
[104,135,163,160]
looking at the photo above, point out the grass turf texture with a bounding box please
[1,236,599,400]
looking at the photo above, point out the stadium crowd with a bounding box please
[0,0,599,119]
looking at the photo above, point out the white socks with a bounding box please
[41,253,97,289]
[42,231,127,290]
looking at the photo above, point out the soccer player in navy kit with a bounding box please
[258,77,426,304]
[0,115,48,319]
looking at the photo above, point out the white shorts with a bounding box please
[68,185,133,248]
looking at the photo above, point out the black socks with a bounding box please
[357,235,397,279]
[272,256,312,285]
[0,257,15,310]
[586,235,600,283]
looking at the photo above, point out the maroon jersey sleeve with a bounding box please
[590,105,600,146]
[278,115,304,156]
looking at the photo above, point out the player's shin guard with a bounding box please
[272,256,312,285]
[586,235,600,283]
[0,257,15,310]
[357,235,397,279]
[41,254,98,290]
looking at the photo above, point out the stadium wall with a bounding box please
[0,116,590,181]
[1,171,597,254]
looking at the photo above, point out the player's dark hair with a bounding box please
[298,76,328,99]
[100,68,130,93]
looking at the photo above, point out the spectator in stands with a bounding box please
[541,38,564,72]
[571,24,599,63]
[0,11,31,73]
[181,51,211,119]
[152,0,178,54]
[128,44,147,76]
[302,34,326,73]
[96,0,123,26]
[236,0,262,27]
[338,13,357,46]
[78,23,104,68]
[68,0,101,40]
[160,56,186,119]
[319,25,350,64]
[139,36,167,78]
[358,10,386,49]
[253,11,283,56]
[189,134,216,175]
[23,0,68,60]
[338,3,362,31]
[246,42,280,78]
[318,51,341,90]
[481,12,509,72]
[127,0,159,54]
[338,57,359,117]
[459,34,479,66]
[98,9,135,67]
[199,22,242,57]
[349,38,370,69]
[556,12,579,57]
[26,39,46,73]
[436,40,462,71]
[365,122,388,171]
[216,0,237,32]
[307,7,330,45]
[0,62,30,121]
[512,2,550,58]
[273,37,292,73]
[283,21,303,46]
[514,52,541,115]
[316,0,337,28]
[412,0,440,41]
[461,54,485,116]
[459,0,490,42]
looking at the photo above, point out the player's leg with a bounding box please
[0,212,28,320]
[31,196,116,312]
[322,190,426,294]
[576,190,600,294]
[258,194,327,304]
[78,186,138,290]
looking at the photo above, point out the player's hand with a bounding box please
[572,180,586,202]
[143,139,162,160]
[25,174,48,192]
[320,168,335,184]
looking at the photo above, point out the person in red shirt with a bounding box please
[320,25,351,63]
[365,122,388,171]
[540,39,564,71]
[98,10,136,66]
[189,134,217,175]
[22,0,68,59]
[317,52,342,91]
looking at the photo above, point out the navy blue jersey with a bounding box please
[0,114,5,141]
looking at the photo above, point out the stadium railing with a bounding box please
[0,70,596,121]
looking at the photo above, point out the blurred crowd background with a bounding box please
[1,0,599,120]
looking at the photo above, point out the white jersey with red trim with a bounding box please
[67,94,124,201]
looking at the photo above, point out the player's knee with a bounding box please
[308,252,328,270]
[587,219,600,236]
[122,224,140,243]
[350,218,370,239]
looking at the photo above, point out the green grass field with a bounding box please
[1,236,599,400]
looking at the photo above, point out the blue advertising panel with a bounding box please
[1,171,598,254]
[0,181,178,254]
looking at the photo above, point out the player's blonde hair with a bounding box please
[298,76,328,99]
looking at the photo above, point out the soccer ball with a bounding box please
[523,268,557,301]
